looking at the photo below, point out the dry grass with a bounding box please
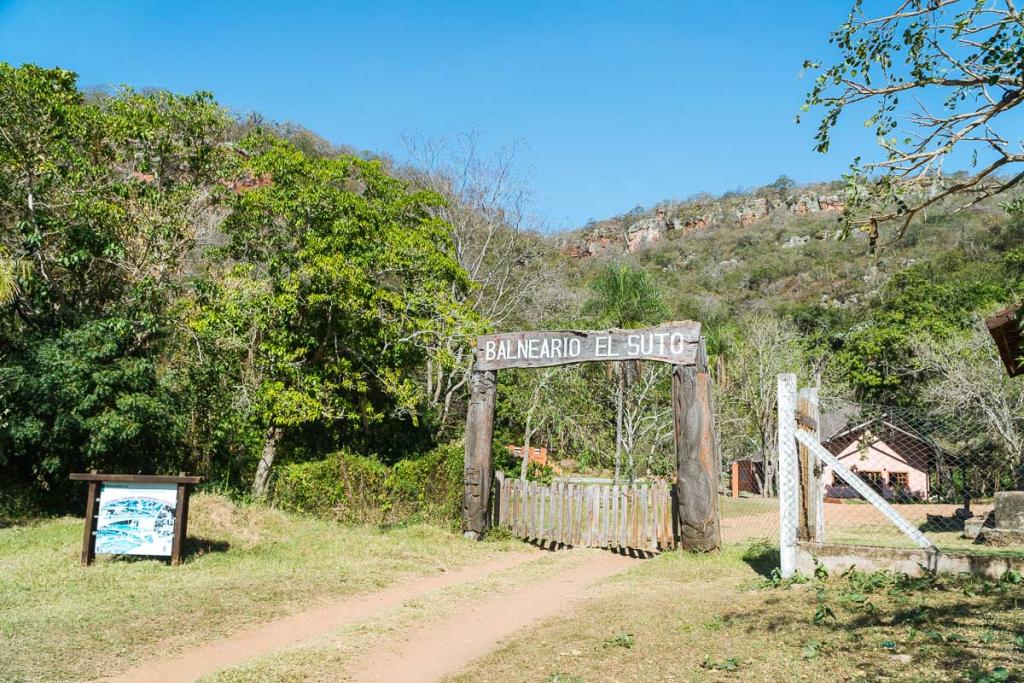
[0,494,520,682]
[198,541,1024,683]
[446,544,1024,683]
[6,494,1023,682]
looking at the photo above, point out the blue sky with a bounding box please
[0,1,866,229]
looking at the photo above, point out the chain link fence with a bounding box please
[719,389,1024,557]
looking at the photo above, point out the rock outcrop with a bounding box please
[737,197,771,226]
[624,208,673,252]
[567,186,850,258]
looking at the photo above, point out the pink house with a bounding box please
[819,409,944,501]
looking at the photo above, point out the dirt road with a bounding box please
[345,550,637,682]
[105,548,638,683]
[105,551,540,683]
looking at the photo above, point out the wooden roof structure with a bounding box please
[986,302,1023,377]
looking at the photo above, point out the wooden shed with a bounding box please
[986,302,1022,377]
[729,455,764,497]
[506,445,549,468]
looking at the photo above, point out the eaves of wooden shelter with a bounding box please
[986,302,1023,377]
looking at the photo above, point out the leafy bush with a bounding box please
[0,482,44,522]
[272,441,464,526]
[272,450,387,523]
[387,441,464,524]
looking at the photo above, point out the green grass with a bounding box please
[0,494,520,682]
[446,546,1024,683]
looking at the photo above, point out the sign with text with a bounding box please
[474,322,701,370]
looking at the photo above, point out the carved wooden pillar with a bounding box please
[672,343,722,551]
[462,368,497,539]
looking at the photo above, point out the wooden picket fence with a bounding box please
[494,472,676,552]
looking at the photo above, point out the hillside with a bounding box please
[554,177,1013,318]
[3,63,1021,514]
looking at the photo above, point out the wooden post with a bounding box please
[80,470,100,566]
[170,472,190,566]
[672,345,722,551]
[731,461,740,498]
[462,368,497,540]
[797,387,823,542]
[493,470,505,529]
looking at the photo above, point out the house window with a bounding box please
[860,471,884,494]
[889,472,909,491]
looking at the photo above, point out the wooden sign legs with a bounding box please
[672,361,722,551]
[462,369,497,540]
[80,479,100,565]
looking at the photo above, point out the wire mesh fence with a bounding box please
[814,396,1024,554]
[720,392,1024,556]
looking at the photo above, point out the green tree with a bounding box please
[0,63,229,498]
[832,255,1010,403]
[0,245,29,305]
[203,132,476,497]
[582,263,668,482]
[803,1,1024,243]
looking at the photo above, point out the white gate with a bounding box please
[776,374,937,578]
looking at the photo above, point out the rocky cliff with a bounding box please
[565,184,848,258]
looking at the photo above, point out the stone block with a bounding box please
[994,491,1024,529]
[979,527,1024,547]
[963,512,993,540]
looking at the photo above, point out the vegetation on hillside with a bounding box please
[1,60,1022,520]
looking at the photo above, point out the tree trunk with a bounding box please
[519,377,546,481]
[520,419,533,482]
[252,426,282,500]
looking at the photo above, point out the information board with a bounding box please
[95,482,178,556]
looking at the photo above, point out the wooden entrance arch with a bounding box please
[462,321,722,551]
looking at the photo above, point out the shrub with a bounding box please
[389,440,464,524]
[0,482,44,522]
[271,457,341,516]
[492,446,553,483]
[272,441,465,527]
[272,450,388,523]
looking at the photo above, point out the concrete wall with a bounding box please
[797,542,1024,579]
